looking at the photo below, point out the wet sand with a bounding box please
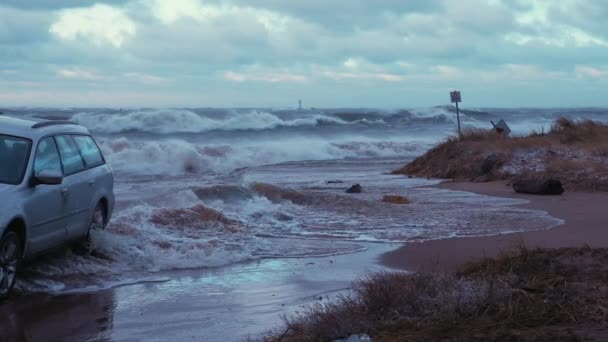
[0,242,397,342]
[382,181,608,272]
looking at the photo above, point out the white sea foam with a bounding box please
[73,109,358,134]
[17,192,261,293]
[97,136,426,176]
[16,179,563,294]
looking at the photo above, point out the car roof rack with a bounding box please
[31,120,80,129]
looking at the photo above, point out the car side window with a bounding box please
[34,137,62,176]
[73,135,104,167]
[55,135,86,175]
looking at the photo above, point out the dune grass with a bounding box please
[262,246,608,341]
[392,118,608,191]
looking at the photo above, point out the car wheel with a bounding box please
[76,203,106,255]
[90,204,107,232]
[0,231,21,300]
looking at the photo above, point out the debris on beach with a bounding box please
[251,182,310,204]
[512,179,564,195]
[480,153,499,174]
[345,184,363,193]
[382,195,411,205]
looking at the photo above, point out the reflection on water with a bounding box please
[0,290,115,341]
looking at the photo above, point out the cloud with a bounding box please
[145,0,219,24]
[123,72,171,84]
[321,70,403,82]
[504,1,608,48]
[319,58,406,82]
[57,67,105,80]
[224,70,308,83]
[142,0,290,33]
[56,67,171,86]
[49,4,136,48]
[575,66,608,80]
[0,0,607,106]
[1,0,129,9]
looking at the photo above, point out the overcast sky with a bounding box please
[1,0,607,108]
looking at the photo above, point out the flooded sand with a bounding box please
[1,242,397,341]
[11,159,562,294]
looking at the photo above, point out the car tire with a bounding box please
[89,203,107,233]
[0,231,22,301]
[75,203,106,255]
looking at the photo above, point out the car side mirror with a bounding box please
[33,170,63,186]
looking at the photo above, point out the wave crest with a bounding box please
[98,137,426,176]
[73,109,360,134]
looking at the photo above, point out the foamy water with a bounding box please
[5,106,604,293]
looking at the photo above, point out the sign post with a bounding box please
[450,90,462,138]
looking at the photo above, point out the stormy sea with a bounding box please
[4,106,607,293]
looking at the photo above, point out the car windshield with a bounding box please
[0,134,32,185]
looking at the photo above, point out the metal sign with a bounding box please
[491,120,511,136]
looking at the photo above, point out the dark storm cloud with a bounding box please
[0,6,52,44]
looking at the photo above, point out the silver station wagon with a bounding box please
[0,116,114,299]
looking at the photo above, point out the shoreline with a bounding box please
[381,180,608,272]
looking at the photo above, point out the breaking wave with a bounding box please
[97,137,426,176]
[70,107,496,135]
[72,109,375,134]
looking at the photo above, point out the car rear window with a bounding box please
[55,135,86,175]
[73,135,104,167]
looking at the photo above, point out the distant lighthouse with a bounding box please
[298,99,302,111]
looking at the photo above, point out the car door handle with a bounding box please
[89,180,95,186]
[61,188,70,197]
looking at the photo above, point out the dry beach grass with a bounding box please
[393,118,608,191]
[263,247,608,341]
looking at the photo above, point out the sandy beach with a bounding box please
[382,181,608,272]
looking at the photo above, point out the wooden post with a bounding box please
[456,102,462,138]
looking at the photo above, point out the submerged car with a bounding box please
[0,116,114,299]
